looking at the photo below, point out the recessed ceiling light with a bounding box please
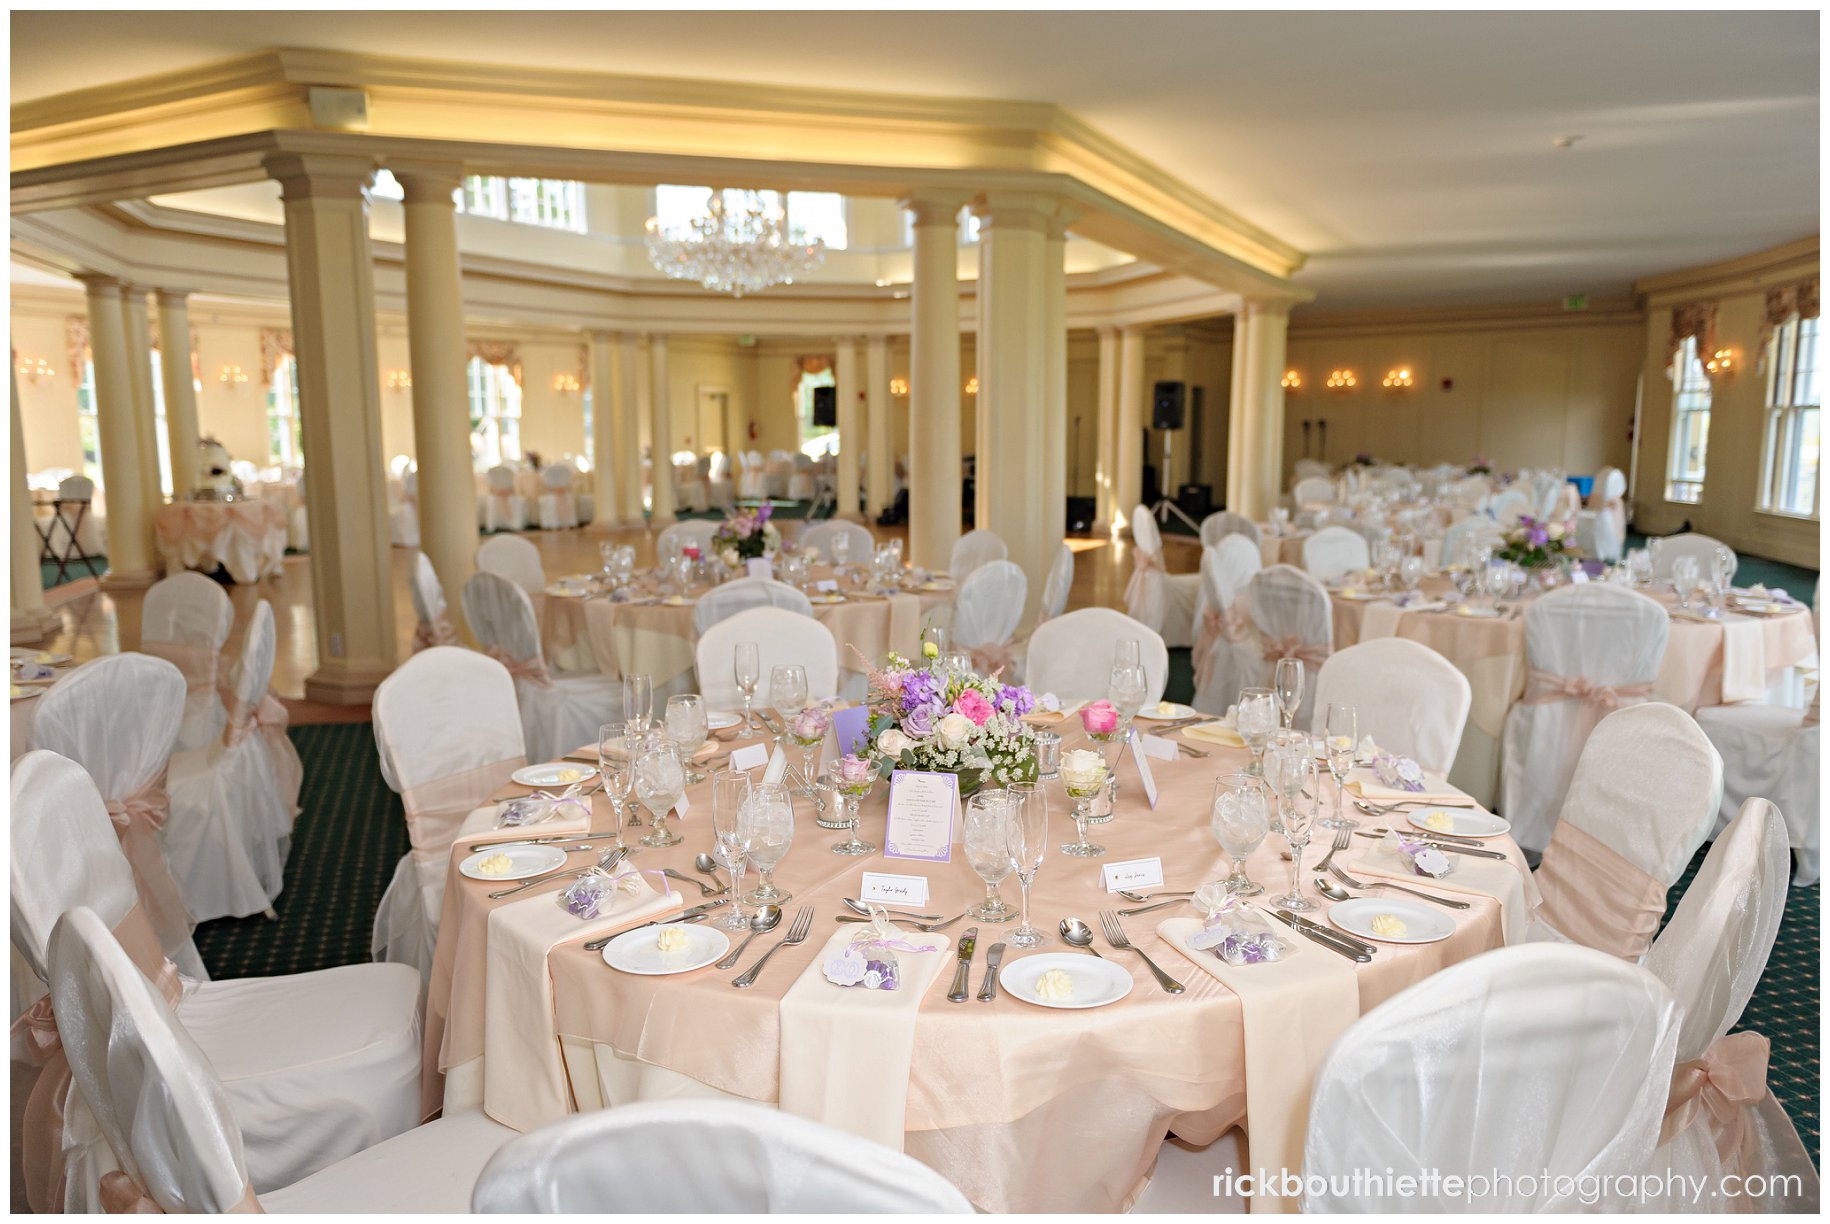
[1552,134,1584,149]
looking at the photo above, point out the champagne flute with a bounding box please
[831,528,852,577]
[739,782,794,905]
[1277,757,1320,912]
[964,791,1017,922]
[1272,656,1304,730]
[665,693,710,784]
[1320,703,1358,830]
[1211,772,1269,896]
[596,721,631,849]
[633,741,686,848]
[1236,687,1277,776]
[622,673,653,735]
[1004,782,1049,948]
[709,769,753,929]
[733,641,761,730]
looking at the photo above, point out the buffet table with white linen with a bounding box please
[153,499,289,583]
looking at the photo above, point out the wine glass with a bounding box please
[596,721,631,850]
[1211,772,1269,896]
[1114,637,1141,671]
[1058,748,1108,857]
[733,641,761,730]
[1236,687,1277,776]
[1272,656,1304,730]
[830,528,852,575]
[1398,554,1424,592]
[739,782,795,906]
[769,663,808,721]
[1277,756,1320,912]
[622,673,653,734]
[1672,555,1701,611]
[1320,703,1358,830]
[709,769,753,930]
[599,541,617,581]
[665,693,710,784]
[633,741,686,848]
[1004,782,1049,948]
[1711,545,1737,597]
[964,791,1017,922]
[1628,548,1652,588]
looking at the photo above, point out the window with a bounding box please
[960,211,982,244]
[467,357,522,466]
[1665,335,1712,504]
[148,350,173,497]
[654,186,846,248]
[786,192,846,249]
[75,355,100,483]
[795,366,837,459]
[1761,315,1821,518]
[457,176,586,231]
[369,169,405,200]
[267,356,304,467]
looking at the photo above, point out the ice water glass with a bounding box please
[1211,772,1269,896]
[634,741,686,848]
[709,769,753,929]
[665,694,709,784]
[1321,703,1358,830]
[964,791,1017,922]
[734,641,761,730]
[1004,782,1049,948]
[1672,555,1701,611]
[770,663,809,721]
[1272,656,1304,730]
[1237,688,1277,776]
[739,782,795,905]
[831,530,852,572]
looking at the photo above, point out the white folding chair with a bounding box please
[1025,608,1168,707]
[799,519,875,565]
[537,463,578,530]
[1038,542,1074,623]
[1500,584,1670,853]
[1245,565,1333,728]
[1652,531,1734,581]
[47,473,107,560]
[409,550,460,651]
[1575,466,1628,564]
[1191,537,1263,716]
[951,560,1027,677]
[948,529,1007,580]
[1300,524,1370,583]
[462,571,620,764]
[1198,509,1260,549]
[694,607,840,710]
[1485,486,1531,526]
[1125,506,1199,648]
[13,754,426,1201]
[475,533,546,596]
[691,578,814,635]
[654,519,719,561]
[1304,944,1680,1211]
[371,648,528,979]
[1310,638,1471,775]
[141,571,234,752]
[471,1100,971,1212]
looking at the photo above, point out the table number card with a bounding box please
[728,742,770,773]
[1101,857,1165,893]
[745,558,774,581]
[815,579,840,593]
[1129,728,1161,809]
[883,770,958,863]
[859,871,931,907]
[831,705,873,757]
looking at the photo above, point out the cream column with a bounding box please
[265,152,396,703]
[1042,207,1077,550]
[77,274,155,587]
[864,334,891,518]
[834,337,862,521]
[1093,326,1120,534]
[648,334,676,526]
[12,366,61,641]
[617,333,644,524]
[395,163,480,630]
[120,288,164,510]
[1114,325,1147,535]
[586,331,619,530]
[1160,326,1192,493]
[154,291,201,497]
[1229,301,1291,520]
[902,190,970,573]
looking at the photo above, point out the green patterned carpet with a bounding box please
[197,722,1818,1166]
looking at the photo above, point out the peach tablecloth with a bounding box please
[423,723,1521,1212]
[153,499,288,584]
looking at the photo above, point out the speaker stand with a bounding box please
[1149,430,1200,533]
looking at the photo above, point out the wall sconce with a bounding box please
[889,376,910,398]
[1325,369,1356,390]
[1381,367,1415,390]
[218,364,249,387]
[1703,348,1736,379]
[552,373,581,394]
[15,355,54,384]
[385,369,413,392]
[964,375,979,396]
[1280,370,1301,390]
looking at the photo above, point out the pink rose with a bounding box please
[791,706,831,740]
[954,688,994,726]
[1081,700,1119,735]
[836,753,874,787]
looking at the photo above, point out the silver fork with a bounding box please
[732,907,813,988]
[658,868,723,897]
[1313,825,1353,872]
[1353,797,1476,816]
[1099,912,1185,994]
[834,913,963,934]
[1117,889,1198,903]
[1330,865,1471,909]
[1116,898,1189,917]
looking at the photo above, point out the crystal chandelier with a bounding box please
[644,190,826,297]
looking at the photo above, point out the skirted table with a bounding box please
[153,499,288,584]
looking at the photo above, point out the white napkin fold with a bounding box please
[1717,614,1768,704]
[1346,765,1468,805]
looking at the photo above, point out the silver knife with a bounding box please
[1276,908,1377,958]
[1268,909,1372,962]
[1415,840,1507,860]
[583,898,729,951]
[947,927,979,1003]
[976,942,1006,1001]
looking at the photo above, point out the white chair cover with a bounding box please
[1499,585,1670,853]
[1291,458,1330,483]
[1303,943,1681,1211]
[1653,532,1733,580]
[691,578,814,635]
[1300,524,1370,582]
[949,528,1007,579]
[1526,703,1723,960]
[1639,798,1818,1211]
[1291,475,1335,508]
[476,533,546,596]
[1025,609,1168,707]
[694,607,840,710]
[27,655,207,981]
[389,467,421,548]
[951,560,1027,677]
[1527,471,1566,520]
[1311,638,1472,774]
[799,519,875,565]
[1243,564,1332,727]
[471,1099,973,1212]
[536,463,578,530]
[480,464,528,532]
[462,571,619,764]
[409,550,460,651]
[1440,515,1505,568]
[705,451,735,511]
[1547,480,1582,525]
[1697,704,1821,885]
[788,454,817,502]
[141,571,234,752]
[1038,542,1074,622]
[371,648,527,979]
[1126,506,1199,647]
[1486,486,1531,526]
[1199,510,1260,549]
[674,457,710,513]
[737,450,769,501]
[655,519,719,561]
[1575,466,1629,563]
[1190,537,1262,716]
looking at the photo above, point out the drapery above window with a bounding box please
[1667,301,1717,371]
[1759,276,1821,369]
[466,340,523,386]
[259,329,295,385]
[65,315,89,379]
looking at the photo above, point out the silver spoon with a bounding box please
[693,853,726,889]
[1059,918,1105,956]
[713,905,782,969]
[1314,877,1356,902]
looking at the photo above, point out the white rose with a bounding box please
[721,547,740,567]
[1546,523,1565,541]
[876,728,912,756]
[936,712,975,749]
[1058,748,1107,794]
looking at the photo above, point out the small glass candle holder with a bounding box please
[1033,731,1062,779]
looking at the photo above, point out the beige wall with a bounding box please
[12,310,84,472]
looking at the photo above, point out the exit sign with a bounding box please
[1561,294,1589,312]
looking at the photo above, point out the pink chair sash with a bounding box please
[142,639,219,699]
[1124,549,1162,621]
[486,645,553,688]
[1192,602,1253,690]
[222,688,303,815]
[412,612,460,652]
[1658,1031,1770,1164]
[1260,634,1329,671]
[1522,667,1654,757]
[1532,820,1670,960]
[103,775,199,979]
[399,755,529,868]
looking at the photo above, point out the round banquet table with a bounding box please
[153,499,288,584]
[422,718,1530,1212]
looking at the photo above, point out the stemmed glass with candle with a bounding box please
[733,641,760,730]
[1058,748,1109,857]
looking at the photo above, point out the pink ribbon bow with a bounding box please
[1522,668,1654,712]
[967,640,1018,679]
[412,613,459,652]
[1659,1031,1770,1164]
[1260,635,1329,671]
[485,645,554,688]
[1192,604,1253,690]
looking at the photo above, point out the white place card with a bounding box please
[1569,569,1589,584]
[1101,856,1165,893]
[859,871,931,907]
[1139,733,1178,762]
[674,790,690,818]
[745,558,774,581]
[728,742,770,773]
[883,770,958,863]
[815,579,840,593]
[1129,728,1160,809]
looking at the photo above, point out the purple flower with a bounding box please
[1527,527,1549,547]
[998,684,1035,717]
[900,669,940,713]
[901,703,938,738]
[755,503,773,524]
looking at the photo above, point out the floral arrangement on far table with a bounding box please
[858,651,1039,793]
[1493,514,1580,570]
[711,503,782,566]
[1467,454,1493,476]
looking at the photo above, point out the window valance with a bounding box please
[1759,276,1820,367]
[1667,302,1717,370]
[467,340,524,385]
[259,329,295,385]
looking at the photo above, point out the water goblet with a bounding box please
[1262,729,1308,836]
[622,673,653,735]
[596,721,632,849]
[964,791,1017,923]
[599,541,617,581]
[665,693,709,784]
[827,754,877,855]
[1004,783,1050,948]
[1711,545,1736,599]
[1628,548,1652,588]
[1672,555,1701,611]
[769,663,809,721]
[1276,757,1320,912]
[830,529,852,576]
[1320,703,1358,830]
[633,741,686,848]
[733,641,761,730]
[1211,772,1269,896]
[1399,553,1424,592]
[738,782,795,906]
[1057,748,1109,857]
[1236,688,1277,776]
[1114,638,1141,671]
[709,769,753,929]
[1272,656,1304,730]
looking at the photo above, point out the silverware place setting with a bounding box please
[835,912,964,933]
[1098,912,1184,993]
[731,906,814,988]
[1328,865,1471,909]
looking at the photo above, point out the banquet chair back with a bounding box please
[1499,584,1670,854]
[476,534,546,595]
[537,463,578,530]
[471,1099,973,1213]
[951,560,1027,676]
[409,551,460,650]
[949,529,1007,579]
[1191,538,1262,715]
[695,608,840,709]
[692,578,815,635]
[141,571,235,752]
[1485,487,1531,526]
[1440,515,1505,568]
[1025,609,1168,707]
[1039,542,1074,622]
[1291,458,1331,483]
[1124,505,1169,633]
[482,465,529,533]
[1576,466,1629,563]
[463,571,548,679]
[654,519,719,561]
[1292,475,1335,508]
[1528,471,1566,520]
[1311,638,1471,774]
[799,520,875,565]
[1245,565,1333,727]
[1652,532,1733,581]
[1303,943,1680,1211]
[1199,510,1260,549]
[1529,703,1722,961]
[1548,480,1582,524]
[1300,525,1369,582]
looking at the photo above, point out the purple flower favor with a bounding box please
[1372,753,1426,794]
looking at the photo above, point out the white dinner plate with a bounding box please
[1452,604,1502,619]
[1137,701,1198,721]
[601,922,730,975]
[1407,808,1511,839]
[1334,588,1382,602]
[457,843,568,882]
[11,648,71,666]
[918,580,953,592]
[1328,897,1455,944]
[706,710,743,731]
[999,953,1133,1009]
[511,763,598,788]
[809,594,847,605]
[11,685,37,701]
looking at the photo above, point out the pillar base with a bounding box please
[11,606,62,644]
[100,566,159,592]
[304,663,392,706]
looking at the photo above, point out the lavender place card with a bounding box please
[831,705,872,757]
[883,770,957,863]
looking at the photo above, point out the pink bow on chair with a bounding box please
[1659,1031,1771,1164]
[1124,549,1163,618]
[1260,634,1329,671]
[1522,669,1653,712]
[967,641,1018,678]
[412,613,460,652]
[1192,603,1253,690]
[485,646,554,688]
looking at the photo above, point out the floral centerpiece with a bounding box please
[711,503,782,567]
[1493,514,1579,570]
[858,651,1039,793]
[1467,454,1493,476]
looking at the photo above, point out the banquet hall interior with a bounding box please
[7,7,1822,1215]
